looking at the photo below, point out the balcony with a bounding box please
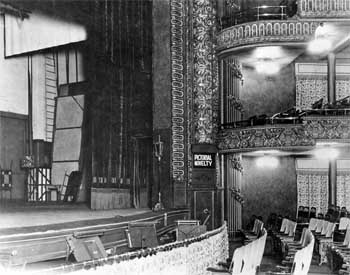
[217,0,350,53]
[217,110,350,153]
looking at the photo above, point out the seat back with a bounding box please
[230,246,245,275]
[291,248,306,275]
[339,217,350,231]
[279,218,288,233]
[301,231,315,275]
[342,227,350,247]
[325,222,336,238]
[288,221,297,237]
[320,221,329,235]
[298,227,308,246]
[315,219,324,233]
[308,218,318,231]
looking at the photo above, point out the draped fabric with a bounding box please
[297,172,329,214]
[337,174,350,211]
[35,223,229,275]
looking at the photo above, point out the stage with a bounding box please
[0,204,190,267]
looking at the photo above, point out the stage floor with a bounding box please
[0,203,150,233]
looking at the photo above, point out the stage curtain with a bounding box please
[337,173,350,211]
[297,171,329,214]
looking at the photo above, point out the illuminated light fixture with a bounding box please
[314,147,339,160]
[254,46,284,59]
[307,38,332,55]
[256,155,279,168]
[255,61,280,75]
[307,23,337,55]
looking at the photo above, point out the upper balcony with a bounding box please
[217,0,350,53]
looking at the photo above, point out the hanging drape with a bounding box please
[297,171,329,214]
[337,173,350,211]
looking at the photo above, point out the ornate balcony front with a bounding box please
[217,115,350,153]
[217,20,319,52]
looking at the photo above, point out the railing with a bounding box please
[220,5,290,29]
[217,20,319,51]
[298,0,350,17]
[27,168,54,202]
[15,223,229,275]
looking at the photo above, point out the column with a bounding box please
[327,52,336,104]
[329,159,337,206]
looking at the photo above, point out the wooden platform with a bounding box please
[0,205,189,266]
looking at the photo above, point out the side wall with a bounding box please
[241,156,297,227]
[241,63,296,119]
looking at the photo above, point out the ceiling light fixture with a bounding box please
[314,147,339,160]
[256,155,279,168]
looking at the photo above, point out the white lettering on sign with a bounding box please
[193,154,214,167]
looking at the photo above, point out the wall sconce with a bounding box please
[153,135,164,211]
[153,135,164,162]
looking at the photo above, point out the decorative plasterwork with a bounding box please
[217,20,319,52]
[298,0,350,17]
[303,116,350,140]
[170,0,186,182]
[217,116,350,152]
[193,0,219,143]
[217,125,315,152]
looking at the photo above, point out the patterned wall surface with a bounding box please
[242,156,297,227]
[296,76,350,109]
[297,170,329,214]
[193,0,219,143]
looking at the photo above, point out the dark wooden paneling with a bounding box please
[0,112,28,201]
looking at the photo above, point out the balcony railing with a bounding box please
[217,20,319,51]
[220,5,290,29]
[298,0,350,17]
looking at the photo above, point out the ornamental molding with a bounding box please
[217,124,315,152]
[295,63,350,76]
[170,0,186,181]
[303,116,350,140]
[217,20,320,52]
[193,0,219,143]
[217,116,350,152]
[298,0,350,18]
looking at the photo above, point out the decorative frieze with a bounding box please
[217,116,350,152]
[303,116,350,140]
[170,0,186,181]
[217,20,319,52]
[217,125,315,152]
[193,0,219,143]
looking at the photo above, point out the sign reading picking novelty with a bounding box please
[193,153,216,168]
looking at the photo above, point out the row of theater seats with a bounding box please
[271,216,350,274]
[327,217,350,274]
[270,219,315,275]
[297,205,349,223]
[222,95,350,129]
[208,219,267,275]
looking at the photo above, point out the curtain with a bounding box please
[297,171,329,214]
[337,173,350,211]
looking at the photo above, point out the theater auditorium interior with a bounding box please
[1,0,350,274]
